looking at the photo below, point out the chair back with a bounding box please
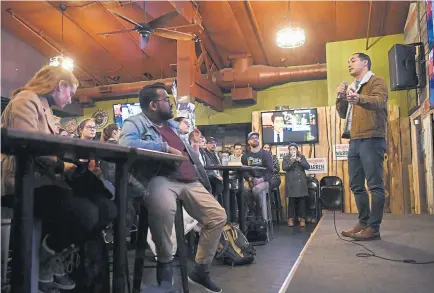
[320,176,343,187]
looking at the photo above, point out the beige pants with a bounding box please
[145,177,227,264]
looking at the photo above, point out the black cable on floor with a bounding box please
[332,211,434,265]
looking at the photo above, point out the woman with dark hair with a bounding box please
[1,65,116,292]
[100,123,120,143]
[282,143,310,227]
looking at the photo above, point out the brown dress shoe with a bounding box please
[299,218,305,227]
[341,223,366,237]
[288,218,294,227]
[351,227,381,241]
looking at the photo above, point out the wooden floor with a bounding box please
[128,223,314,293]
[283,213,434,293]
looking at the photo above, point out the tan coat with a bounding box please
[1,90,68,195]
[336,75,388,139]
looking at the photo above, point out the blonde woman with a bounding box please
[1,65,116,292]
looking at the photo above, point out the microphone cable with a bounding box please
[332,211,434,264]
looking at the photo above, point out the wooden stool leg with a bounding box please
[175,200,189,293]
[133,205,148,293]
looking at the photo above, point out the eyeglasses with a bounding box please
[153,97,171,104]
[85,126,96,130]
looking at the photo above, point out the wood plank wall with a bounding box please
[252,105,414,215]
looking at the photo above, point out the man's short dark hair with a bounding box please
[271,112,284,123]
[234,143,242,148]
[353,52,372,70]
[138,82,167,110]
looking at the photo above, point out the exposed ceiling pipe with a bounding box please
[73,78,174,102]
[212,56,326,89]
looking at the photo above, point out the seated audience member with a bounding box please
[173,116,190,143]
[228,143,243,190]
[282,143,310,227]
[77,118,102,176]
[189,129,206,166]
[58,127,70,137]
[241,132,274,220]
[119,83,226,293]
[203,137,224,202]
[262,144,281,190]
[1,65,117,293]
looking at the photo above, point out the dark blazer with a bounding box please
[262,128,291,144]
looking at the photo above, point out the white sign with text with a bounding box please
[305,158,328,174]
[333,144,349,160]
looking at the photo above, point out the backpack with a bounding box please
[215,223,256,266]
[245,217,268,244]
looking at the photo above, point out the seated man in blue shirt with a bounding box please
[119,83,226,293]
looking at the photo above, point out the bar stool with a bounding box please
[1,206,42,293]
[132,199,189,293]
[270,187,281,223]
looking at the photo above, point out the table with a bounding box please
[1,128,187,293]
[204,165,266,232]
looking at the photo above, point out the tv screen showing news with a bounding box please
[113,102,142,127]
[261,109,319,144]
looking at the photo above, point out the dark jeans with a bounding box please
[348,138,386,232]
[288,197,306,219]
[4,185,117,251]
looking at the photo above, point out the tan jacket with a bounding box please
[336,76,388,139]
[1,90,68,195]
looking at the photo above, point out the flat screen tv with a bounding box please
[261,109,319,145]
[113,102,142,127]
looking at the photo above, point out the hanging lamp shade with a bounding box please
[276,25,305,48]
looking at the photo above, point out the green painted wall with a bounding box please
[326,34,408,116]
[196,80,328,125]
[68,79,328,128]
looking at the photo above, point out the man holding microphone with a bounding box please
[336,52,388,241]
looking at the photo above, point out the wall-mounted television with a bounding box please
[261,109,319,145]
[113,102,142,127]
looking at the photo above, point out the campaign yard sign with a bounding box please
[305,158,327,174]
[333,144,349,160]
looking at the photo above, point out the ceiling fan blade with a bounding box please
[148,10,179,29]
[154,28,193,41]
[109,9,143,28]
[97,28,137,35]
[140,34,150,50]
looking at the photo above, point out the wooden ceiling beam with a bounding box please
[166,0,224,70]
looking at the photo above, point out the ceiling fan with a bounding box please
[98,9,193,50]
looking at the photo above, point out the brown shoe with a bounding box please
[299,219,305,227]
[341,223,366,237]
[351,227,381,241]
[287,218,294,227]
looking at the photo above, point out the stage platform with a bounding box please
[281,213,434,293]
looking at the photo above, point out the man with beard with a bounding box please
[241,132,274,220]
[203,137,224,202]
[119,83,226,293]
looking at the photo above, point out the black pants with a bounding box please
[5,185,117,252]
[288,197,306,219]
[209,176,223,205]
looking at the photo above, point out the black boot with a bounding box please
[156,261,174,287]
[188,263,222,293]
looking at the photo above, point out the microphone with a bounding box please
[337,81,348,100]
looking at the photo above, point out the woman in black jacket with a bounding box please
[282,143,310,227]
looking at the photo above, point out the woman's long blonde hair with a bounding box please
[12,65,79,97]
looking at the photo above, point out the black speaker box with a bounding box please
[388,44,418,91]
